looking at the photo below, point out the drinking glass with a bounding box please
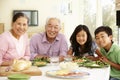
[50,56,59,66]
[64,55,72,62]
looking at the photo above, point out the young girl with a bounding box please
[68,24,97,58]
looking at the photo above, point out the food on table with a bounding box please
[74,58,87,63]
[32,57,49,67]
[74,57,109,68]
[59,62,79,70]
[32,57,50,63]
[90,64,100,67]
[46,69,89,78]
[55,69,84,76]
[12,59,32,71]
[33,61,47,67]
[55,69,70,76]
[74,57,90,62]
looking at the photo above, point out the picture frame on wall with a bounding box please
[13,10,39,26]
[60,0,72,15]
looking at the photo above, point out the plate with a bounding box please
[32,61,47,67]
[8,73,30,80]
[84,64,104,68]
[46,69,89,79]
[32,57,49,67]
[83,61,109,68]
[84,64,109,68]
[76,58,109,68]
[32,57,50,63]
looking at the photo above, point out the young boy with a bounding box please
[94,26,120,80]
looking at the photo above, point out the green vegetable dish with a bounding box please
[32,57,50,67]
[75,57,109,68]
[32,57,50,63]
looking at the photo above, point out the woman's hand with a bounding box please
[1,59,14,66]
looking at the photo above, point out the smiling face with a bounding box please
[76,30,87,46]
[45,18,61,41]
[95,31,112,49]
[12,17,28,38]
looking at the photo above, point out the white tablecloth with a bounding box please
[0,64,110,80]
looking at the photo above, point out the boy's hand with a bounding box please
[99,56,109,63]
[95,49,103,57]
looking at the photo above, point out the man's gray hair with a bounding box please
[45,17,61,27]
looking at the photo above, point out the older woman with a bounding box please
[0,13,30,66]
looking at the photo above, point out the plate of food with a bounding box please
[74,57,109,68]
[33,61,47,67]
[74,57,92,67]
[32,57,49,67]
[46,69,89,79]
[82,61,109,68]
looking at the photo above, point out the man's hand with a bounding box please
[35,54,48,59]
[59,55,64,62]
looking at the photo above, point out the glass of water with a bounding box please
[64,55,72,62]
[50,56,59,66]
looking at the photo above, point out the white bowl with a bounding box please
[59,62,79,71]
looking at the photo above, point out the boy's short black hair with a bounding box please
[94,26,112,36]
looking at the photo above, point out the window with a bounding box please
[102,0,117,43]
[83,0,117,43]
[84,0,96,36]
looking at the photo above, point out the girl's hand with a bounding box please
[86,56,99,61]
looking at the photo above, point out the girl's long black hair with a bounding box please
[70,24,93,57]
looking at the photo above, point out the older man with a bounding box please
[30,17,68,61]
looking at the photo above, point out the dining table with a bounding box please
[0,63,110,80]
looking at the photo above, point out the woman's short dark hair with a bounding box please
[70,24,93,56]
[94,26,112,36]
[12,13,29,24]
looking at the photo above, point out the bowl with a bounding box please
[59,62,79,71]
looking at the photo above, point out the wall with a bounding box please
[0,0,83,46]
[0,0,62,31]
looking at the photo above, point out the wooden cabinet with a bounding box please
[0,23,4,34]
